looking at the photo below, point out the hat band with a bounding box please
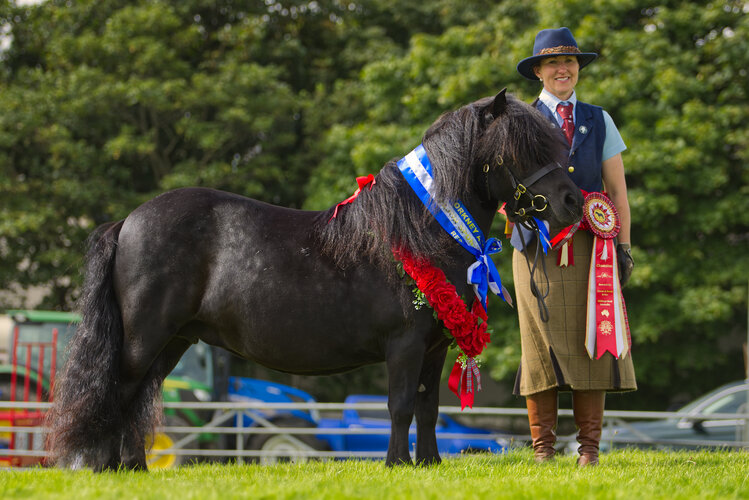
[538,45,581,55]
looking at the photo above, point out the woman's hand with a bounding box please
[617,243,634,286]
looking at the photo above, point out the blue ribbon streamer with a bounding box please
[533,217,551,254]
[396,144,508,310]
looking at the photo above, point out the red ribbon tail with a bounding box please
[448,360,476,410]
[471,299,488,321]
[448,360,462,398]
[459,389,474,410]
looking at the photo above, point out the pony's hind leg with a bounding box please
[119,337,193,470]
[414,344,449,466]
[117,336,194,470]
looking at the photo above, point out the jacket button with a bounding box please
[568,166,575,173]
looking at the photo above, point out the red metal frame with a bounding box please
[0,325,58,467]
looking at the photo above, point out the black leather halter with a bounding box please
[482,154,562,220]
[483,155,563,323]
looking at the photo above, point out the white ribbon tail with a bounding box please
[559,242,570,267]
[467,259,482,301]
[585,239,597,359]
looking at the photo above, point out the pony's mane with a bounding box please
[314,93,563,272]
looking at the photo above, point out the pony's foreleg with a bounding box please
[414,344,449,466]
[385,336,427,466]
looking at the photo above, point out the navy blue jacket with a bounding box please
[534,99,606,192]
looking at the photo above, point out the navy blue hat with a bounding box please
[517,27,598,81]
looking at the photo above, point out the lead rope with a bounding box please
[517,219,551,322]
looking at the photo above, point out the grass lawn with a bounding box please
[1,449,747,499]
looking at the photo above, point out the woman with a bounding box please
[512,27,636,466]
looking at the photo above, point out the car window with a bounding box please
[700,388,749,416]
[356,409,390,421]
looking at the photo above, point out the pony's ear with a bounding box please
[491,88,508,117]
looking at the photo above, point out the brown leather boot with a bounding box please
[525,388,558,462]
[572,390,606,466]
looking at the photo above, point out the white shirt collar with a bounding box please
[539,89,577,124]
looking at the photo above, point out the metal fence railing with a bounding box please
[1,401,747,468]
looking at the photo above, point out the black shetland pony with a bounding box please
[47,90,582,471]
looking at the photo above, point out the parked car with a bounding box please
[316,394,510,458]
[561,380,749,453]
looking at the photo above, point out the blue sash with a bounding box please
[396,144,510,310]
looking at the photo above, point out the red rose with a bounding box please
[426,282,457,308]
[450,314,473,340]
[415,266,445,292]
[439,305,468,333]
[477,327,490,352]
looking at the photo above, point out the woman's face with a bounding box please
[533,55,579,100]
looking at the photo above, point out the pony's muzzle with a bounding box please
[561,189,584,224]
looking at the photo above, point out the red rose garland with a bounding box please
[393,247,491,409]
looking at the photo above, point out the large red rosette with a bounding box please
[393,247,491,408]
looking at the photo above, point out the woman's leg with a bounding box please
[572,390,606,466]
[525,388,558,462]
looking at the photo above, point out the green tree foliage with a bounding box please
[0,0,746,408]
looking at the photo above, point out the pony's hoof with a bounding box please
[55,452,91,471]
[56,450,122,473]
[385,457,414,467]
[416,456,442,467]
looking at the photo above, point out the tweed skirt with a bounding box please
[512,230,637,396]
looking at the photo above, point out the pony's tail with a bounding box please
[46,220,125,469]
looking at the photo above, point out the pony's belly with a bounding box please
[232,329,386,375]
[200,300,395,375]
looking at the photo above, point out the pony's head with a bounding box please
[423,89,583,233]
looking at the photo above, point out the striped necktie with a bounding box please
[556,102,574,146]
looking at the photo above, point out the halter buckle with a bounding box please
[514,184,527,201]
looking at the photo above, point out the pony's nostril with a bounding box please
[565,192,579,208]
[564,191,584,220]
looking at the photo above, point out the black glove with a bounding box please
[617,243,634,287]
